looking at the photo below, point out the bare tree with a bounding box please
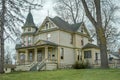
[87,0,120,51]
[81,0,109,68]
[0,0,42,74]
[4,46,12,64]
[54,0,83,24]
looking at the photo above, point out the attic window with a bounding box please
[45,21,50,29]
[46,23,49,29]
[81,27,83,33]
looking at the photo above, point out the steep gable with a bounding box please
[36,17,58,33]
[77,23,90,37]
[36,16,91,37]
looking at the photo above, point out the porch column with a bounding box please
[34,48,37,62]
[16,50,19,65]
[57,47,60,68]
[45,46,48,59]
[75,49,78,61]
[25,49,28,64]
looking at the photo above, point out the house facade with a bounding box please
[15,11,100,71]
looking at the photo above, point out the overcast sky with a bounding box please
[29,0,57,26]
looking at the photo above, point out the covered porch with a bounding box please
[16,45,58,65]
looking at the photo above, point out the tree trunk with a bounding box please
[96,27,109,68]
[81,0,109,68]
[0,0,5,74]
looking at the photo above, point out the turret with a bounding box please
[21,9,37,46]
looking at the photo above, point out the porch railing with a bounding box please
[37,58,48,70]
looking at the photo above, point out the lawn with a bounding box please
[0,69,120,80]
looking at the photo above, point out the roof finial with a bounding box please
[29,6,31,12]
[47,10,49,17]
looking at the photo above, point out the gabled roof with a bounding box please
[82,43,99,49]
[110,52,120,58]
[49,16,82,32]
[35,40,58,46]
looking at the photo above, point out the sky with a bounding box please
[29,0,57,26]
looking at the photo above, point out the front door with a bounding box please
[48,49,55,60]
[37,50,42,62]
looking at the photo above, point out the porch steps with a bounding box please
[30,63,38,71]
[37,59,47,71]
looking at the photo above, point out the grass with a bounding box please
[0,69,120,80]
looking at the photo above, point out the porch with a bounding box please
[16,46,58,65]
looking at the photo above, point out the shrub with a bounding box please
[73,61,90,69]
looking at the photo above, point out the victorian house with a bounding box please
[15,11,100,71]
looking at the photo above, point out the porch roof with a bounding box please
[82,43,99,49]
[16,40,58,49]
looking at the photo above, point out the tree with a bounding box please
[81,0,109,68]
[54,0,119,68]
[4,46,12,64]
[54,0,83,24]
[0,0,42,74]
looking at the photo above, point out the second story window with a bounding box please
[28,28,31,32]
[24,37,26,44]
[70,34,73,44]
[81,39,84,46]
[28,36,32,44]
[47,34,51,41]
[24,28,26,32]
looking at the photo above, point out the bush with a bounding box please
[72,61,90,69]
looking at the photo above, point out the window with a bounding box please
[47,34,51,41]
[28,36,32,44]
[84,50,91,58]
[61,48,64,59]
[81,39,84,46]
[28,28,31,32]
[50,23,54,28]
[45,21,49,29]
[70,34,73,44]
[29,52,33,62]
[24,28,26,32]
[20,54,25,60]
[81,27,83,33]
[95,53,98,60]
[77,55,80,61]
